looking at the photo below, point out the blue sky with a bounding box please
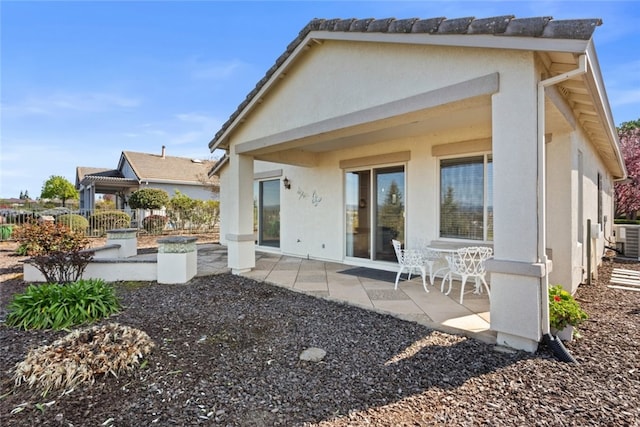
[2,0,639,199]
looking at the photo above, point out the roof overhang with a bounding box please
[209,18,625,179]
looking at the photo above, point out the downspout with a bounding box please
[537,54,587,361]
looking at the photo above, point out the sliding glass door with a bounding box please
[255,179,280,247]
[346,165,405,261]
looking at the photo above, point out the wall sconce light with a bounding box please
[283,176,291,189]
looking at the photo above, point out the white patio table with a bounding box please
[416,243,456,287]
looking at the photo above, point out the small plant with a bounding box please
[13,323,154,396]
[142,214,168,234]
[6,279,121,330]
[548,285,588,331]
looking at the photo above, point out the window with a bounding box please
[439,154,493,241]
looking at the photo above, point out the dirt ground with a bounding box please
[1,236,639,426]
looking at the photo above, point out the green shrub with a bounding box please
[89,210,131,234]
[56,213,89,233]
[142,214,168,234]
[128,188,169,210]
[6,279,121,330]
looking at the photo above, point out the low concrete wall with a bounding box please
[22,232,199,284]
[24,258,157,282]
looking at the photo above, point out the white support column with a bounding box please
[487,63,544,352]
[226,152,255,274]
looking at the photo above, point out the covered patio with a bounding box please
[196,245,493,343]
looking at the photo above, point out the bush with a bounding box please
[56,213,89,233]
[5,279,121,330]
[14,221,93,282]
[14,221,89,256]
[128,188,169,210]
[142,214,168,234]
[89,210,131,234]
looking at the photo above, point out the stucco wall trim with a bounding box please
[432,138,492,157]
[485,259,552,277]
[235,73,499,156]
[254,169,283,180]
[339,151,411,169]
[312,31,590,54]
[226,234,255,242]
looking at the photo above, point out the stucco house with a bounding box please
[76,146,218,213]
[207,16,626,352]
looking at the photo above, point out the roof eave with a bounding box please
[584,42,627,179]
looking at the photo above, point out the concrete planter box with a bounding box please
[157,236,198,284]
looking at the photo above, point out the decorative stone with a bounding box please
[299,347,326,362]
[157,236,197,254]
[106,228,138,239]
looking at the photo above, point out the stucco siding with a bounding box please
[121,160,137,180]
[232,42,525,145]
[546,131,576,290]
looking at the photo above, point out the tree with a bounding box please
[615,120,640,220]
[40,176,79,207]
[128,188,169,210]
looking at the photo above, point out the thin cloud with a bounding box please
[2,91,141,117]
[189,58,246,80]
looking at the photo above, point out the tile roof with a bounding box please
[208,15,602,152]
[122,151,218,185]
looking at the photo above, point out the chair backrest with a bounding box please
[391,239,403,263]
[451,246,493,275]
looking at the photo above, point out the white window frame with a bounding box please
[437,151,493,243]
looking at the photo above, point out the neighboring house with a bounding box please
[207,16,626,352]
[77,146,218,213]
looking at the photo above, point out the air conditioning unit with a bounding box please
[613,224,640,259]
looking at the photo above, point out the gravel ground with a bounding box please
[0,237,639,426]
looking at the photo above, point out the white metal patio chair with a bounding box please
[391,239,428,292]
[442,246,493,304]
[412,238,450,286]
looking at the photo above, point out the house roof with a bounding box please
[120,151,218,186]
[207,15,626,179]
[76,167,125,186]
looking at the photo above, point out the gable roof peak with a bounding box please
[208,15,603,152]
